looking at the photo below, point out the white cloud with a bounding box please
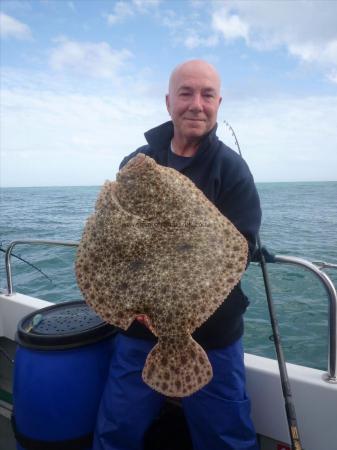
[327,69,337,84]
[158,7,218,51]
[106,0,160,25]
[211,1,337,80]
[132,0,161,12]
[2,69,336,187]
[289,40,337,67]
[160,9,184,31]
[217,95,337,182]
[184,32,218,50]
[0,12,32,40]
[166,1,337,82]
[107,1,134,24]
[212,9,248,42]
[0,71,168,187]
[190,0,206,9]
[49,38,132,80]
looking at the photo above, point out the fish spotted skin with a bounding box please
[75,153,248,397]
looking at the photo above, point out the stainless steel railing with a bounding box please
[273,255,337,383]
[2,239,337,382]
[4,240,78,296]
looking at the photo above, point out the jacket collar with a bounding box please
[144,121,219,157]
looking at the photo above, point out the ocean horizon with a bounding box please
[2,180,337,189]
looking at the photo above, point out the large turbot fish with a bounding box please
[75,153,248,397]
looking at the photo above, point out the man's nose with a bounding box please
[189,93,203,111]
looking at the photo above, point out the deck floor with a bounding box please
[0,414,16,450]
[0,337,15,399]
[0,337,16,449]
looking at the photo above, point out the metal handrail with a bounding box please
[2,240,337,382]
[4,240,78,296]
[273,255,337,383]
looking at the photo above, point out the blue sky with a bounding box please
[1,0,337,187]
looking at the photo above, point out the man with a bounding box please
[93,60,261,450]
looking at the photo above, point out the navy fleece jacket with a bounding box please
[119,121,262,349]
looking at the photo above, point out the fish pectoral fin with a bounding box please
[142,335,213,397]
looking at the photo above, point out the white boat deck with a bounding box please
[1,291,337,450]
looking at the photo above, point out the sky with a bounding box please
[1,0,337,187]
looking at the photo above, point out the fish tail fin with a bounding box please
[142,335,212,397]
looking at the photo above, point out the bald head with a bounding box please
[168,60,221,96]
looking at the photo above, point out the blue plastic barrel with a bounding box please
[12,301,116,450]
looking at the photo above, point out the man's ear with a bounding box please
[165,94,171,115]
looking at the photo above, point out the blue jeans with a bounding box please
[93,334,258,450]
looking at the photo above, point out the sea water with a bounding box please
[0,182,336,370]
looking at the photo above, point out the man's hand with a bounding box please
[135,314,156,334]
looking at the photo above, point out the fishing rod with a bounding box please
[0,244,53,284]
[223,120,303,450]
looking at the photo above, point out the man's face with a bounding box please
[166,62,222,141]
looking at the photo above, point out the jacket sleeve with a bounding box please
[217,157,262,262]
